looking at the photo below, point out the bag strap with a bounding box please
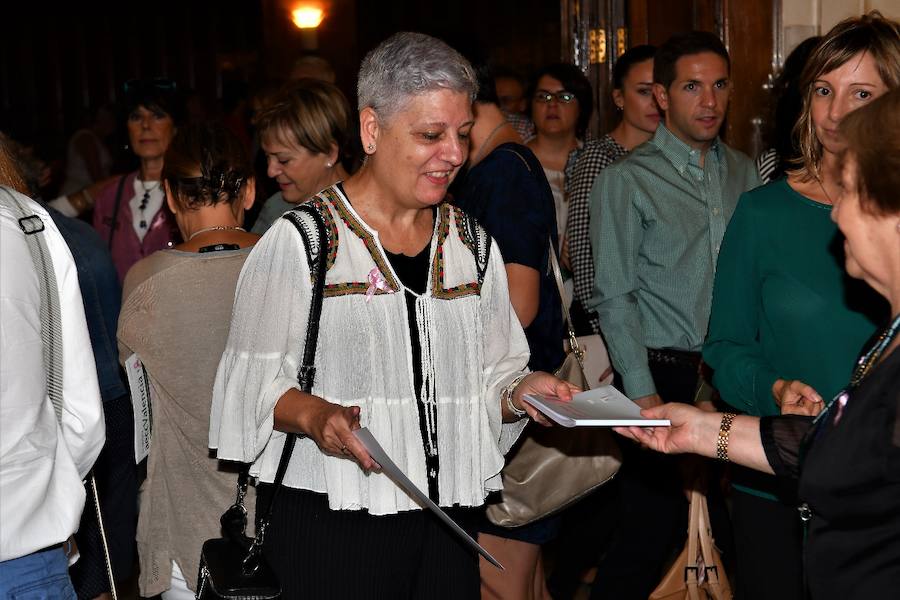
[2,188,119,598]
[235,203,329,576]
[547,239,585,368]
[3,188,65,420]
[684,488,702,599]
[697,492,727,598]
[496,146,583,370]
[107,175,129,250]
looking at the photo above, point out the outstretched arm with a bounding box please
[614,403,774,474]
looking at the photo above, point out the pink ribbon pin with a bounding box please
[366,267,393,302]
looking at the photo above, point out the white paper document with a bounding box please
[523,386,671,427]
[124,353,153,463]
[352,428,504,570]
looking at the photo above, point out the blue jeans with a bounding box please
[0,547,76,599]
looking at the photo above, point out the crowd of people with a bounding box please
[1,11,898,600]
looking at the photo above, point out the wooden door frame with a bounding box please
[562,0,783,156]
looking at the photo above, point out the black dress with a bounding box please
[761,346,900,599]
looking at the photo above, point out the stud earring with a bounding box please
[367,143,375,152]
[325,161,333,168]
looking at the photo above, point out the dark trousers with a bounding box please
[69,396,137,598]
[588,355,733,600]
[256,485,480,599]
[732,488,804,600]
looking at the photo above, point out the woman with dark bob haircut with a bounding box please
[526,63,593,260]
[619,86,900,600]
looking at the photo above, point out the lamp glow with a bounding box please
[292,6,324,29]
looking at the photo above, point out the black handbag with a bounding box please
[197,204,330,599]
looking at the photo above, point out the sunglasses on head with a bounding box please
[533,90,576,104]
[123,78,177,94]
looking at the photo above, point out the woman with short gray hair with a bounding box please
[211,31,576,598]
[356,31,477,120]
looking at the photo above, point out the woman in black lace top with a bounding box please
[616,87,900,599]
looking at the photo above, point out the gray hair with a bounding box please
[357,32,478,122]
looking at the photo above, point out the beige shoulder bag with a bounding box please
[485,242,622,527]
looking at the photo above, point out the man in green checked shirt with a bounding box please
[585,31,762,599]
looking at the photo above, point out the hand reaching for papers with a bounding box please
[513,372,581,426]
[773,378,824,416]
[613,403,718,456]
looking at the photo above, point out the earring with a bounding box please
[325,161,333,168]
[367,143,375,152]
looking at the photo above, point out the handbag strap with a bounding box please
[495,145,579,358]
[685,488,702,594]
[107,174,128,249]
[697,492,727,595]
[547,239,585,365]
[236,203,330,575]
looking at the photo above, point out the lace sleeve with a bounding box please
[760,414,815,481]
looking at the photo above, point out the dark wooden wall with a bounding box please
[1,1,263,157]
[627,0,723,46]
[1,0,562,174]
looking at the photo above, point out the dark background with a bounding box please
[2,0,782,186]
[1,0,562,164]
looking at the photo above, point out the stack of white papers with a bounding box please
[523,386,671,427]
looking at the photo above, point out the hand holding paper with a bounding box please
[612,402,713,456]
[524,385,672,427]
[352,428,504,570]
[511,371,581,426]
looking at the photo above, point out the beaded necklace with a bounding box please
[138,179,160,229]
[814,313,900,427]
[849,313,900,387]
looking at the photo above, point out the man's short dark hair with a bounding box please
[653,31,730,90]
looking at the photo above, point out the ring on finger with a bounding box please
[340,445,351,455]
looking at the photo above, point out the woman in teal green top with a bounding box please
[705,178,882,419]
[703,13,899,600]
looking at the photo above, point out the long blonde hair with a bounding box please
[793,11,900,180]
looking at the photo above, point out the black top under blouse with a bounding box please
[761,344,900,598]
[384,233,439,502]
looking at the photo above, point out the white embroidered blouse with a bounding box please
[210,185,530,514]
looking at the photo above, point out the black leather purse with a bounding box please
[197,204,330,600]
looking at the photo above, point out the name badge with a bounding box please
[125,353,153,464]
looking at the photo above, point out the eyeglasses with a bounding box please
[123,78,177,95]
[533,90,577,104]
